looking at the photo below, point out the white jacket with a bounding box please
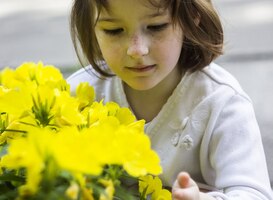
[67,63,273,200]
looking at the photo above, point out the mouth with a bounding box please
[125,64,156,73]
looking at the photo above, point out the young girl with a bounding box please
[67,0,273,199]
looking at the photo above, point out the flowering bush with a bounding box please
[0,62,171,200]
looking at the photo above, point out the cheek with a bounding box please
[97,39,123,66]
[104,48,123,70]
[95,32,119,61]
[153,38,183,65]
[151,28,183,64]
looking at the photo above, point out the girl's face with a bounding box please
[95,0,184,91]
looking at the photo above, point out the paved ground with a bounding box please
[0,0,76,69]
[1,0,273,185]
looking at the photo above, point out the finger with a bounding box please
[177,172,191,188]
[172,172,200,200]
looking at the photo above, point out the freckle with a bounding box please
[132,35,138,44]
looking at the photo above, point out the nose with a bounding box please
[127,34,149,58]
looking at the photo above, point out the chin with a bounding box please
[129,83,158,91]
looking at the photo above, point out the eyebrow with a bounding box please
[97,11,167,23]
[97,17,120,23]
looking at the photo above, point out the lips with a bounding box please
[126,64,156,72]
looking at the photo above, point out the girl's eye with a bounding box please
[147,23,169,32]
[103,28,123,36]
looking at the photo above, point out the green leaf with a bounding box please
[0,172,25,182]
[0,183,18,200]
[114,185,139,200]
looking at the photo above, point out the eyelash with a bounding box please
[147,23,169,32]
[103,28,124,36]
[103,23,169,36]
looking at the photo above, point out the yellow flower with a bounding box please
[139,175,157,197]
[0,62,166,200]
[33,62,64,85]
[0,86,33,119]
[0,127,58,195]
[66,182,80,200]
[76,82,95,110]
[105,102,136,125]
[105,102,120,116]
[83,117,124,164]
[115,107,136,125]
[85,101,137,127]
[99,179,115,200]
[152,189,172,200]
[86,101,109,125]
[54,90,86,126]
[18,165,43,197]
[116,127,162,177]
[1,135,42,194]
[51,127,104,175]
[13,61,64,86]
[0,120,25,145]
[12,62,38,83]
[81,187,95,200]
[0,67,20,88]
[31,85,57,127]
[0,162,3,175]
[139,175,172,200]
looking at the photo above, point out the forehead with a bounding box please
[97,0,167,7]
[96,0,169,16]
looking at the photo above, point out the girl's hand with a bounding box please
[172,172,200,200]
[172,172,216,200]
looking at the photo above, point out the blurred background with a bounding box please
[0,0,273,186]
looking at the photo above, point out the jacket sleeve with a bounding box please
[203,93,273,200]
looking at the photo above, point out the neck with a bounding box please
[124,67,183,122]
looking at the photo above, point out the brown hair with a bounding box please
[70,0,224,76]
